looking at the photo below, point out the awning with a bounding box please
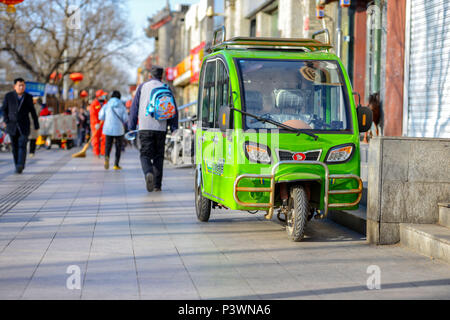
[173,70,191,87]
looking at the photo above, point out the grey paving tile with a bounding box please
[0,148,449,300]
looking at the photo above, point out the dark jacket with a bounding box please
[1,91,39,137]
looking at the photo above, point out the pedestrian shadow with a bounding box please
[0,214,41,223]
[218,278,450,300]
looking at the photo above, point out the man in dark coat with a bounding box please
[1,78,40,173]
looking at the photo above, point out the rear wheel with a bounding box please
[286,186,309,242]
[195,168,211,222]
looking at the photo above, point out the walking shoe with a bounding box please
[113,165,122,170]
[104,157,109,170]
[145,172,154,192]
[154,187,162,192]
[16,165,23,174]
[29,153,34,158]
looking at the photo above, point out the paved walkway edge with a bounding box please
[327,207,367,236]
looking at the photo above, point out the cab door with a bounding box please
[197,59,216,197]
[212,58,231,202]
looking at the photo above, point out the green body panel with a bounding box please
[196,48,362,212]
[275,172,322,183]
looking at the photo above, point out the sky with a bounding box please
[125,0,201,83]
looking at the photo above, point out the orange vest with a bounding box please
[89,99,104,125]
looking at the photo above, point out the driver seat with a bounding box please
[274,89,307,114]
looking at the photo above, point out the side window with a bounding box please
[201,60,216,128]
[214,60,230,128]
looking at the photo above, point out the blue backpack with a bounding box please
[145,84,177,120]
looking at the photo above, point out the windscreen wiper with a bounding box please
[230,107,319,141]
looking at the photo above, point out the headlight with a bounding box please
[326,144,354,163]
[244,142,271,164]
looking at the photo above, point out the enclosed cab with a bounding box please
[194,27,372,241]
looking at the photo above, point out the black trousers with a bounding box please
[29,139,36,154]
[105,135,123,166]
[138,130,166,189]
[11,131,28,169]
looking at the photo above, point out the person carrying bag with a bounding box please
[99,90,128,170]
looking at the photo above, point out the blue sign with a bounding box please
[45,84,59,95]
[25,81,46,97]
[68,88,74,100]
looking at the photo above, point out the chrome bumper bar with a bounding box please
[233,161,363,220]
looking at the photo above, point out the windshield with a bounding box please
[236,59,352,132]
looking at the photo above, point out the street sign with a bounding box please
[25,81,46,97]
[45,84,59,95]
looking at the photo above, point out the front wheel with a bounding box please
[195,168,211,222]
[286,186,309,242]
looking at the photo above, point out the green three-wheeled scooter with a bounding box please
[194,27,373,241]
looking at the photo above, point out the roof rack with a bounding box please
[209,26,333,53]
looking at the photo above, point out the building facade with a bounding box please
[141,0,449,138]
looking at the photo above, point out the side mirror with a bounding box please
[357,106,373,133]
[218,105,231,132]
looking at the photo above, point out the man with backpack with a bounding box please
[129,66,178,192]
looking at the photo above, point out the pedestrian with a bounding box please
[363,92,381,143]
[39,103,52,116]
[77,105,89,146]
[89,89,107,157]
[28,97,42,157]
[1,78,40,174]
[99,90,128,170]
[128,66,178,192]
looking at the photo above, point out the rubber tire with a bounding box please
[195,169,211,222]
[286,186,309,242]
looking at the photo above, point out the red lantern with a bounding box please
[80,90,88,98]
[0,0,25,13]
[50,72,62,81]
[70,72,84,85]
[340,0,351,8]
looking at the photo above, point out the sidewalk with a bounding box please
[0,146,449,300]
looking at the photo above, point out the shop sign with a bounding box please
[166,67,176,81]
[190,41,205,84]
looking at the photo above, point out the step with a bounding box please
[400,223,450,263]
[327,205,367,236]
[438,202,450,228]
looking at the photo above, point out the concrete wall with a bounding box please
[367,136,450,244]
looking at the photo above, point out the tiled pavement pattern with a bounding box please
[0,147,449,300]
